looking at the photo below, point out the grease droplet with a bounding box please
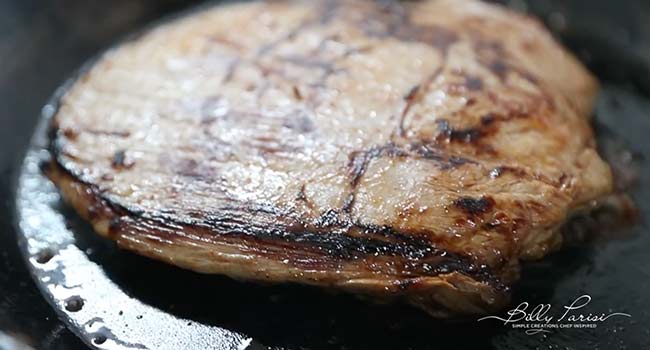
[93,334,107,345]
[64,296,84,312]
[35,249,55,264]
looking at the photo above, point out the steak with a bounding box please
[45,0,613,317]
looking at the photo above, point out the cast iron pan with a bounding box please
[6,0,650,349]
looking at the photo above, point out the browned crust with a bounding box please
[44,156,511,317]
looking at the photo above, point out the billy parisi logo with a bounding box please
[477,294,631,335]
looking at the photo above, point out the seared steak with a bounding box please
[46,0,612,317]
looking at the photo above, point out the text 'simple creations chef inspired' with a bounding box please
[479,294,631,335]
[45,0,614,317]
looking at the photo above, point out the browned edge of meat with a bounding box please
[44,154,512,317]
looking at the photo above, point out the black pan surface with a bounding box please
[2,1,650,349]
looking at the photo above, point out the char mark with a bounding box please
[393,23,458,55]
[85,129,131,138]
[348,143,408,188]
[349,142,475,188]
[435,119,484,143]
[282,114,315,133]
[407,142,476,168]
[398,83,422,136]
[431,112,516,148]
[361,1,459,54]
[111,150,134,170]
[487,60,508,80]
[345,142,475,212]
[472,38,540,86]
[194,209,427,261]
[255,0,340,58]
[188,210,505,289]
[465,76,483,91]
[482,58,538,85]
[454,196,495,216]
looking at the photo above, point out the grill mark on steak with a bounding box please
[355,1,460,139]
[85,129,131,138]
[432,116,502,156]
[360,0,459,54]
[224,0,343,84]
[435,119,485,143]
[344,142,476,212]
[172,211,506,288]
[471,38,542,89]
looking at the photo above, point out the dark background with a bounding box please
[0,2,202,348]
[1,1,650,349]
